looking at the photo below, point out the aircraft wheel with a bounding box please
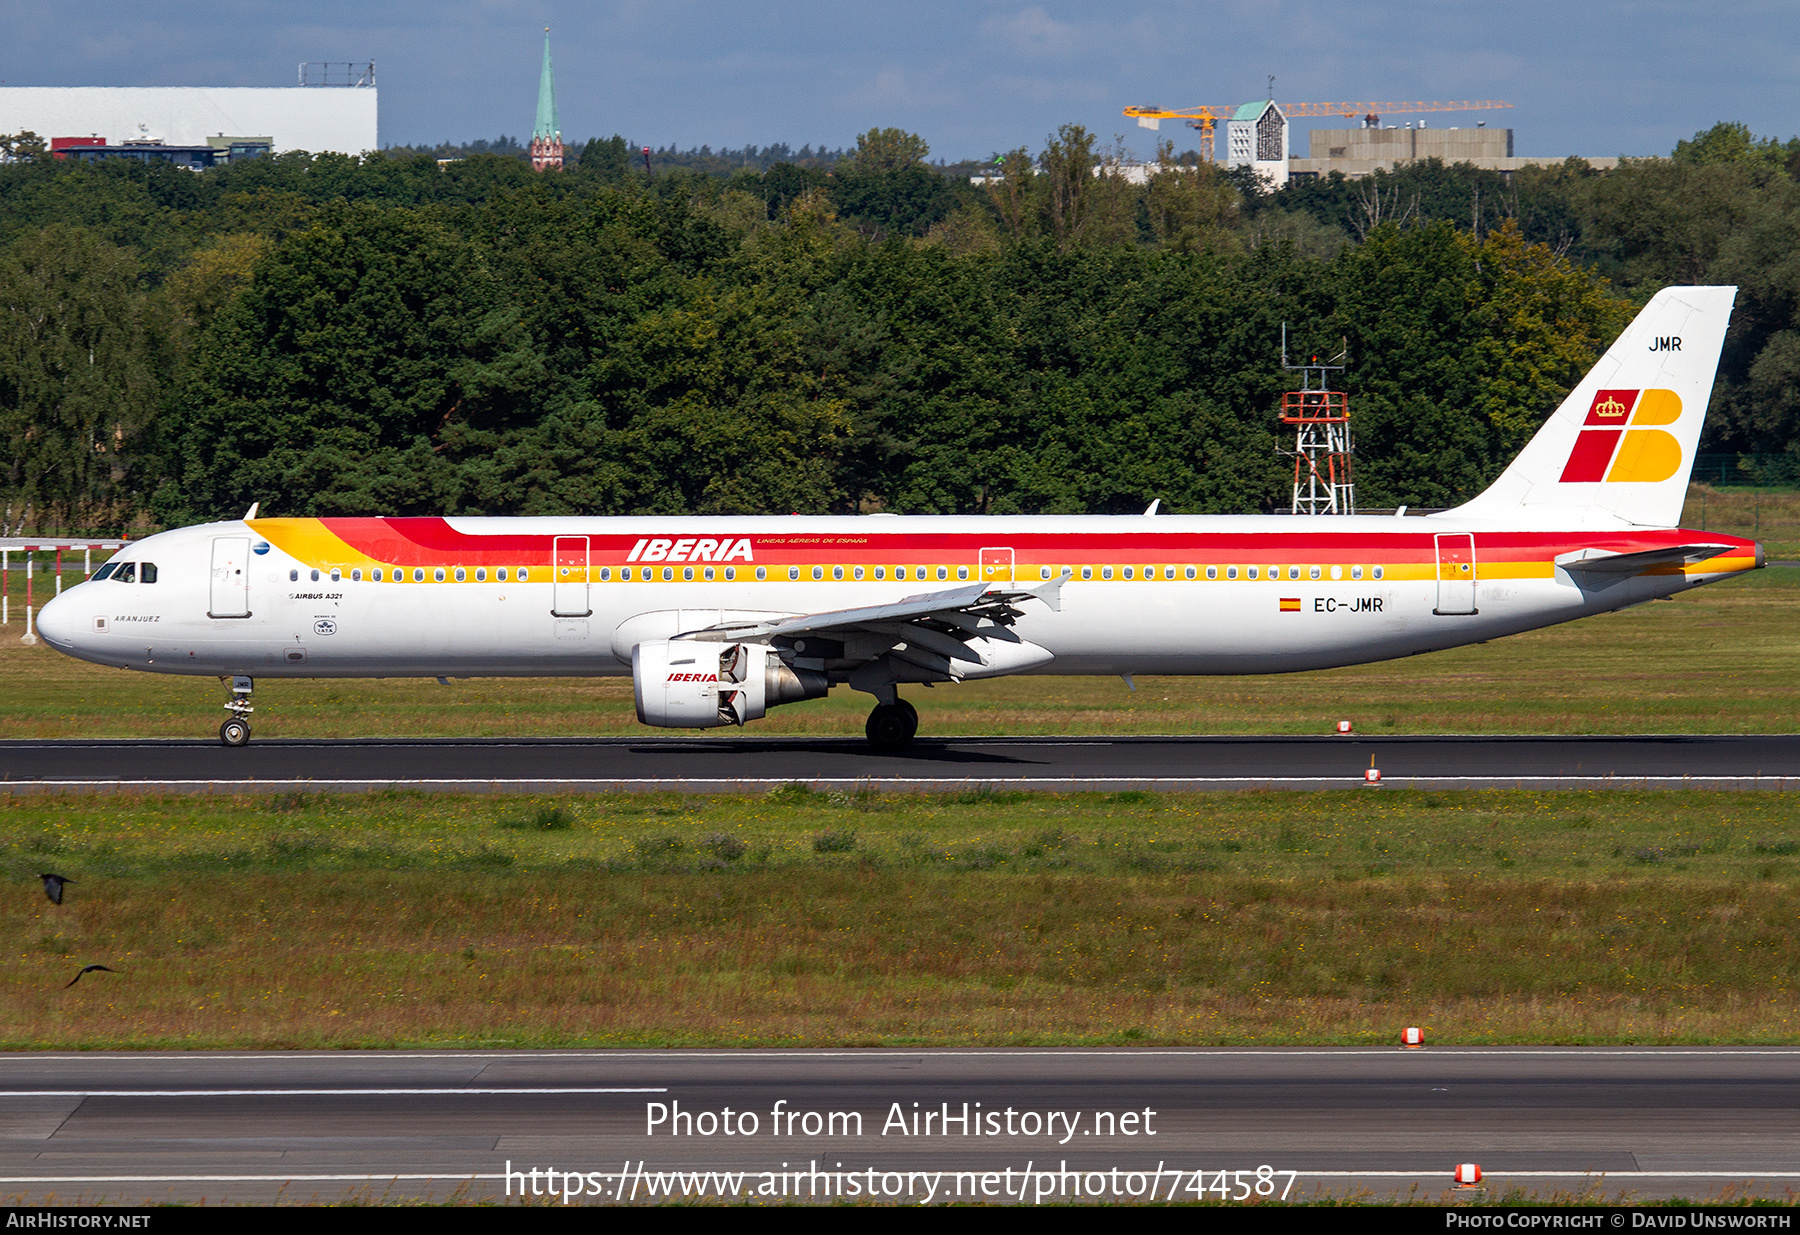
[219,718,252,748]
[896,698,918,727]
[865,703,917,751]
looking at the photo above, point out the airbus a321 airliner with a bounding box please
[36,286,1760,749]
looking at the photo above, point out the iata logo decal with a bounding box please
[1559,389,1683,483]
[628,538,754,563]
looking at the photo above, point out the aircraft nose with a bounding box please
[35,590,77,648]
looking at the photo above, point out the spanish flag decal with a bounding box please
[1279,597,1302,612]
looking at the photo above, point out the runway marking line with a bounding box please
[9,1048,1800,1062]
[12,776,1800,789]
[0,1087,665,1096]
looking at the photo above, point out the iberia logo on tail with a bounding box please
[1558,389,1684,483]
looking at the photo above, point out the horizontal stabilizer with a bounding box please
[1555,543,1737,577]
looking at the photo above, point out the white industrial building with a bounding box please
[0,84,377,155]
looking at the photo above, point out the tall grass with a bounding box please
[4,788,1799,1048]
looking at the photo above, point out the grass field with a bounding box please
[5,787,1800,1050]
[0,554,1795,742]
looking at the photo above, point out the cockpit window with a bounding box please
[112,562,136,583]
[92,562,119,581]
[140,563,158,584]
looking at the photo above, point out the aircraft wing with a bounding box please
[1555,544,1737,577]
[678,570,1071,680]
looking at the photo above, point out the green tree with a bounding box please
[1674,121,1800,174]
[851,128,930,174]
[0,226,165,532]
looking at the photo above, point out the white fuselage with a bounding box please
[34,514,1759,682]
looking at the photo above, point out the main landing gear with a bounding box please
[865,698,918,751]
[219,675,254,747]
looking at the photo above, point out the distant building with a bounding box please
[1288,126,1617,180]
[530,31,563,171]
[1226,99,1290,188]
[0,73,377,158]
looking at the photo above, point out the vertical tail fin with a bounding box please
[1450,285,1736,527]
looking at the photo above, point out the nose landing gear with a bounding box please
[865,698,918,751]
[219,675,254,747]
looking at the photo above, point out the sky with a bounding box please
[1,1,1796,163]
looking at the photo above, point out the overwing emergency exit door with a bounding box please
[980,547,1015,584]
[552,536,591,616]
[208,536,251,618]
[1433,533,1477,615]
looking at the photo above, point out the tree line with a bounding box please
[0,121,1793,534]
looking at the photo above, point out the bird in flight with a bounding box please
[38,873,72,905]
[64,965,116,989]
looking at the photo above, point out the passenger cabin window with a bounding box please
[812,566,824,581]
[1351,565,1363,580]
[113,563,136,583]
[330,569,342,583]
[1372,566,1384,580]
[789,567,800,581]
[1205,566,1217,580]
[754,567,766,580]
[1248,567,1259,580]
[1226,566,1238,580]
[957,566,969,580]
[1184,566,1196,580]
[936,566,948,581]
[310,569,321,582]
[518,568,529,581]
[1080,566,1093,580]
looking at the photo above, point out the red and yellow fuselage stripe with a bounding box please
[245,518,1759,581]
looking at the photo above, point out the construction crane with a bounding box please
[1123,100,1513,159]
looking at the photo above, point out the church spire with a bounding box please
[531,27,563,171]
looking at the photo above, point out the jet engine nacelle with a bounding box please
[632,639,829,729]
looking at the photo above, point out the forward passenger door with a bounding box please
[208,536,251,618]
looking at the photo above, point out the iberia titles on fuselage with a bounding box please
[34,286,1762,748]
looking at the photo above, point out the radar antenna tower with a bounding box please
[1278,325,1355,515]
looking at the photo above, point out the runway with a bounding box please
[3,1048,1798,1204]
[4,733,1800,793]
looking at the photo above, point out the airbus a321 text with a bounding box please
[36,287,1761,749]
